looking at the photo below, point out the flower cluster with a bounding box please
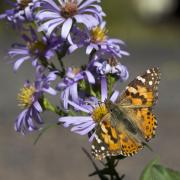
[1,0,129,142]
[0,0,40,24]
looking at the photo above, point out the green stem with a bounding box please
[33,123,60,145]
[108,74,112,97]
[56,43,69,77]
[39,56,49,68]
[105,157,124,180]
[42,98,67,116]
[89,84,97,97]
[39,56,61,75]
[88,49,97,63]
[107,75,116,97]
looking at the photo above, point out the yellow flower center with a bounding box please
[61,1,78,18]
[91,103,108,123]
[72,67,80,75]
[27,41,46,55]
[91,26,107,43]
[17,85,35,109]
[19,0,31,10]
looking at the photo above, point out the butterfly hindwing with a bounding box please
[91,113,122,160]
[91,112,144,159]
[133,108,157,141]
[91,133,109,160]
[119,131,143,156]
[92,119,143,159]
[121,107,158,141]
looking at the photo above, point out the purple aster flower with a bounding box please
[15,84,43,135]
[8,27,55,71]
[15,66,57,134]
[36,0,105,38]
[68,21,129,58]
[35,66,57,96]
[97,61,128,101]
[87,57,129,102]
[86,21,129,58]
[56,67,95,109]
[92,57,129,81]
[58,91,119,140]
[67,25,89,53]
[0,0,40,23]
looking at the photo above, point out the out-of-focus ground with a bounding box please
[0,1,180,180]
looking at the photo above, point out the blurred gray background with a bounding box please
[0,0,180,180]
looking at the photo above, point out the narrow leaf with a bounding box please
[140,159,180,180]
[33,123,60,145]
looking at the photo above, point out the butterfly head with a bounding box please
[105,99,122,117]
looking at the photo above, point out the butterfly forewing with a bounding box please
[118,67,161,107]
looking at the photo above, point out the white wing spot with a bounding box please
[97,138,101,143]
[149,81,153,86]
[137,76,141,80]
[137,76,146,83]
[128,87,137,94]
[147,69,151,74]
[92,145,95,150]
[95,134,102,144]
[101,146,105,151]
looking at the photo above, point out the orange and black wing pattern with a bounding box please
[118,67,160,107]
[91,68,161,160]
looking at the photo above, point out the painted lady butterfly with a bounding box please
[91,67,161,160]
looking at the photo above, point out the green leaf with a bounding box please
[140,159,180,180]
[40,97,67,116]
